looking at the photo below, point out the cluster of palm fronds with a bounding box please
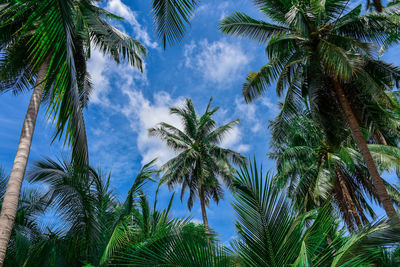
[2,0,400,266]
[220,0,400,223]
[3,159,400,266]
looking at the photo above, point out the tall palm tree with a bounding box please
[0,0,146,261]
[149,98,246,228]
[220,0,400,218]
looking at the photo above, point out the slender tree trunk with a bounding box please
[0,60,49,265]
[198,186,209,229]
[373,0,383,12]
[332,80,397,218]
[335,166,362,227]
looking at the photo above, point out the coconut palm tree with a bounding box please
[271,111,373,229]
[99,161,174,264]
[270,110,400,230]
[149,98,246,228]
[25,157,160,266]
[26,157,119,265]
[0,0,147,260]
[220,0,400,218]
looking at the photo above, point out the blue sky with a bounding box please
[1,0,400,244]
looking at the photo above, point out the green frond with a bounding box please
[151,0,199,48]
[243,61,282,102]
[219,12,289,43]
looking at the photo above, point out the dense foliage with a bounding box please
[1,0,400,266]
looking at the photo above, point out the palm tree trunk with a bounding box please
[335,166,362,228]
[373,0,383,12]
[332,80,397,218]
[199,186,209,229]
[0,60,49,265]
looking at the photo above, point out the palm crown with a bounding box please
[149,98,246,227]
[220,0,400,219]
[220,1,399,103]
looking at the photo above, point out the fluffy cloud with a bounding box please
[87,50,112,105]
[183,39,251,86]
[121,90,185,166]
[87,48,147,106]
[106,0,158,49]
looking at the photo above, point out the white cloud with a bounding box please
[106,0,158,49]
[217,2,230,20]
[237,144,251,153]
[220,126,241,148]
[235,97,262,133]
[121,90,185,166]
[183,39,251,86]
[87,50,111,105]
[87,49,147,108]
[220,124,251,153]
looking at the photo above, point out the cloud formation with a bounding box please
[121,90,185,166]
[183,39,251,86]
[87,49,147,106]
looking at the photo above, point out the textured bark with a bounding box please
[199,186,209,229]
[333,80,397,218]
[335,166,362,227]
[0,60,49,265]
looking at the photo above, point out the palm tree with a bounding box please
[220,0,400,218]
[149,98,246,228]
[26,157,118,265]
[271,111,372,229]
[232,159,400,266]
[0,0,146,261]
[100,161,172,264]
[270,110,400,229]
[26,157,160,266]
